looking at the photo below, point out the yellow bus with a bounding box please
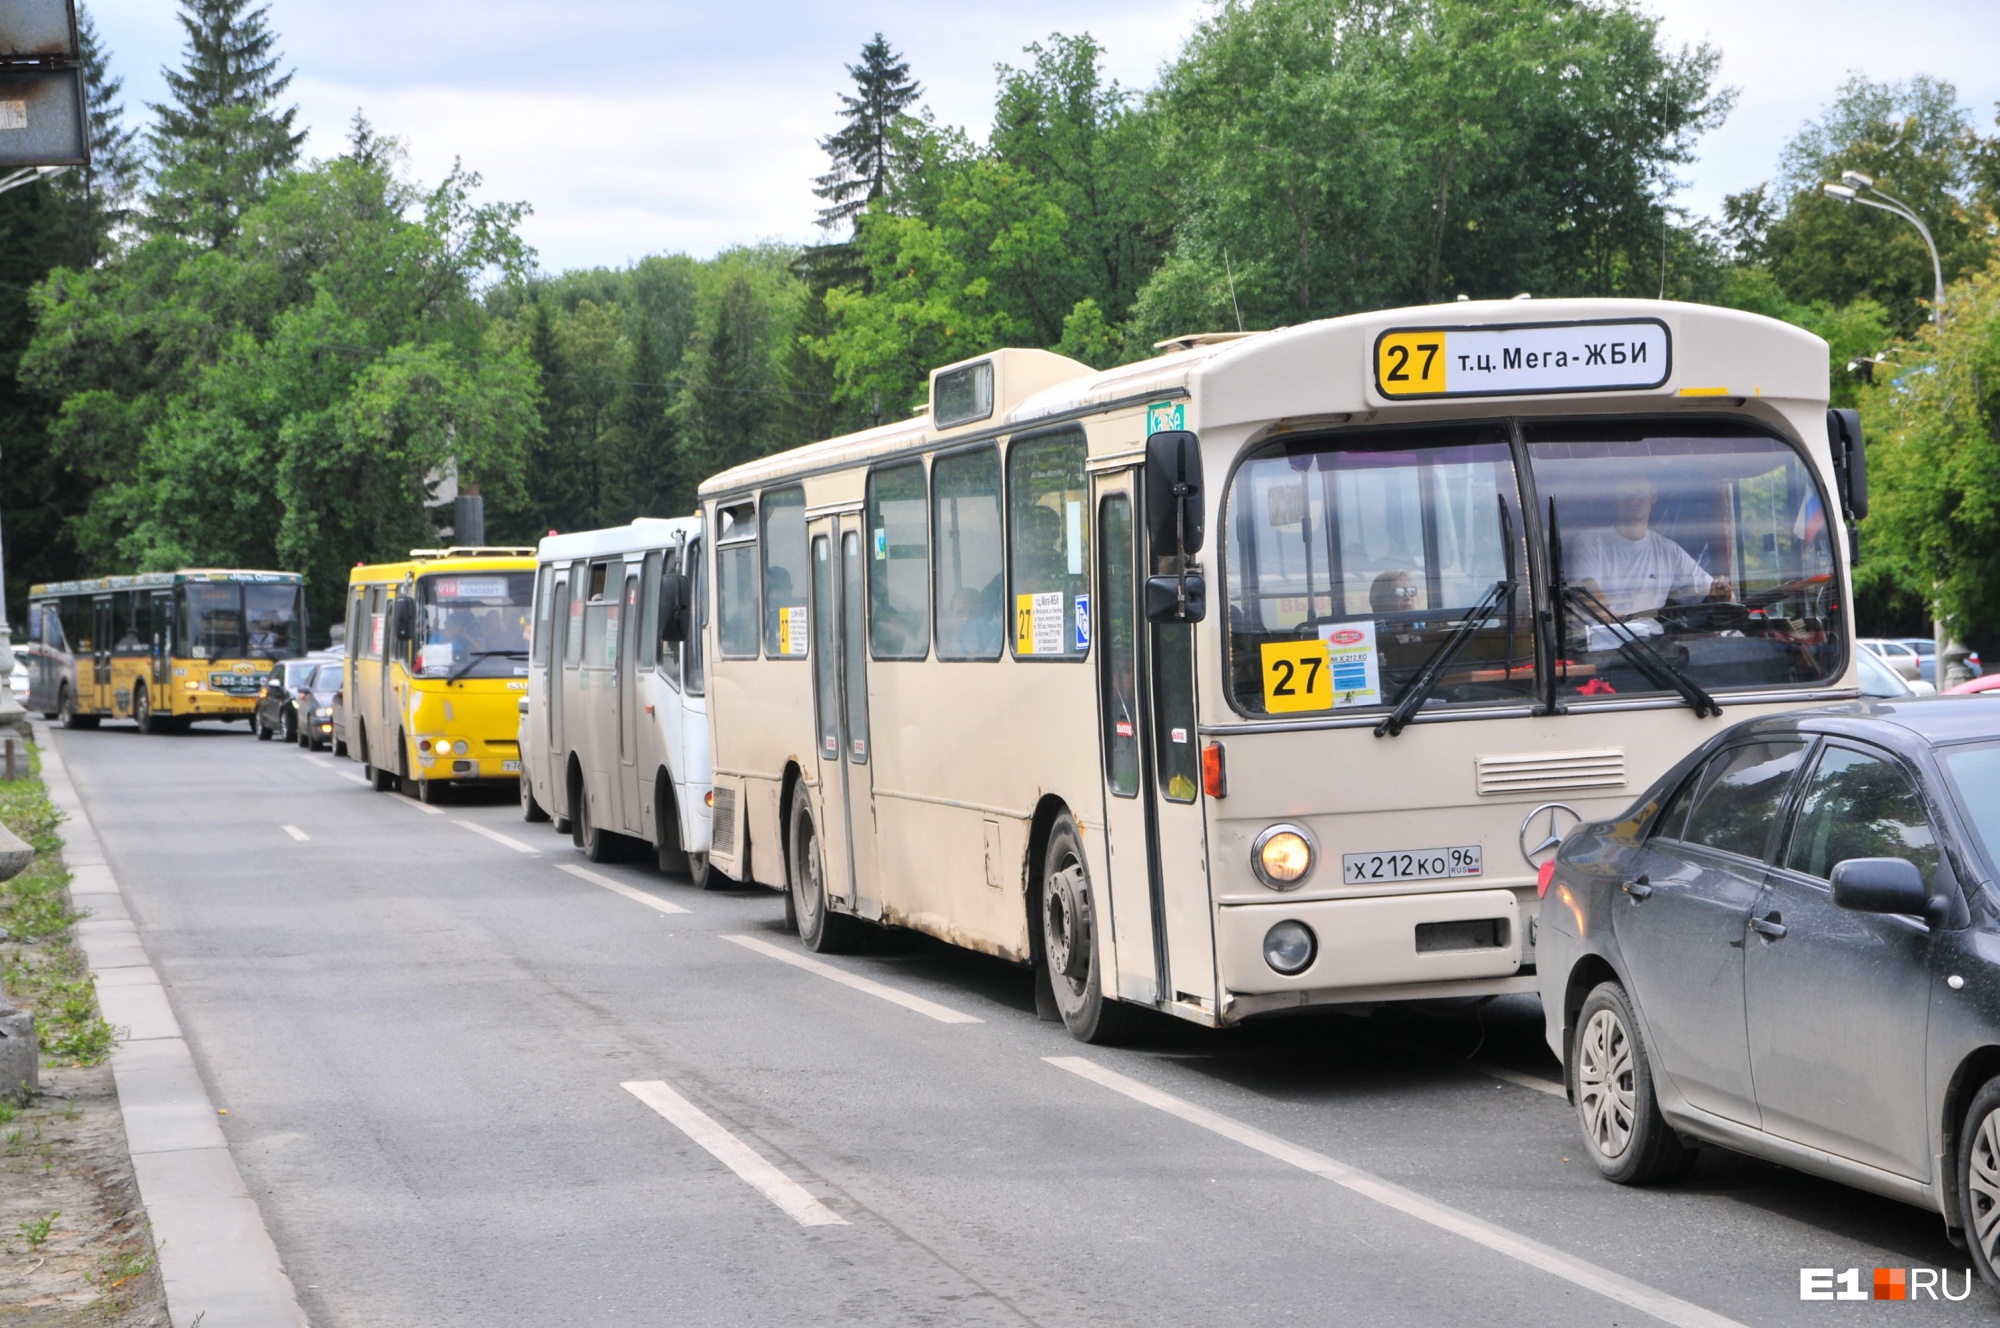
[25,570,308,732]
[343,548,536,802]
[696,298,1861,1042]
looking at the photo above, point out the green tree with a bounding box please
[813,34,923,233]
[146,0,305,247]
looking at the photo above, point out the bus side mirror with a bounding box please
[1145,572,1207,623]
[1827,408,1867,520]
[1145,430,1205,559]
[659,572,691,644]
[392,596,416,644]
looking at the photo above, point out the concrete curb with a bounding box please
[35,722,309,1328]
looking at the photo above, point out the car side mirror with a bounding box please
[659,571,691,644]
[1829,857,1928,915]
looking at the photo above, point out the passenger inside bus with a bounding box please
[1567,473,1734,619]
[942,585,1003,657]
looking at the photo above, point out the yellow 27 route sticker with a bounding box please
[1374,319,1673,399]
[1261,639,1333,713]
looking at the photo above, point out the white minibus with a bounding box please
[696,299,1863,1041]
[521,518,713,885]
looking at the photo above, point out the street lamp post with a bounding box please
[1823,171,1970,687]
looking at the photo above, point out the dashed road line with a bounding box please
[1046,1056,1741,1328]
[621,1079,847,1227]
[454,819,540,854]
[721,933,980,1025]
[558,862,691,914]
[389,793,444,816]
[1474,1063,1566,1098]
[281,825,309,842]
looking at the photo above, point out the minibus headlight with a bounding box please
[1262,920,1317,975]
[454,740,468,756]
[1252,824,1315,889]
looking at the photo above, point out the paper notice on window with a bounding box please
[0,102,27,131]
[1320,621,1382,708]
[778,605,808,656]
[1066,501,1084,575]
[1016,592,1065,655]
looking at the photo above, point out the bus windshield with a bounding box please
[180,582,304,660]
[414,571,533,679]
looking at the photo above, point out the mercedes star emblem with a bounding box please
[1518,802,1582,866]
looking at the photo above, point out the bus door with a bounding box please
[90,596,114,711]
[616,565,642,833]
[150,590,174,690]
[1090,470,1216,1010]
[806,515,882,921]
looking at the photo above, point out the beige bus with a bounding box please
[696,298,1862,1042]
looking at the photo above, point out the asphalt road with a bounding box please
[51,719,1989,1326]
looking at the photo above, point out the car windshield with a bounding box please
[414,572,533,679]
[283,660,319,689]
[1940,742,2000,882]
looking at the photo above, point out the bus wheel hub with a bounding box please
[1045,864,1091,982]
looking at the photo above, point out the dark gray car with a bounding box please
[1538,700,2000,1294]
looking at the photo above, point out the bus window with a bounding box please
[1527,419,1844,699]
[1154,620,1198,801]
[867,461,929,660]
[564,566,586,667]
[580,564,617,671]
[685,538,707,696]
[25,603,41,645]
[180,583,244,660]
[347,588,365,661]
[812,536,839,758]
[645,550,670,680]
[763,487,809,658]
[933,447,1004,660]
[114,591,147,654]
[1007,428,1090,660]
[531,564,555,665]
[1098,495,1139,798]
[842,530,870,761]
[244,583,303,658]
[1224,423,1531,717]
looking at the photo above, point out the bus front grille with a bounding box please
[1475,749,1625,797]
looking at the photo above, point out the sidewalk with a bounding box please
[36,721,308,1328]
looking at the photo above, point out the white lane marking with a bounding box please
[1474,1064,1566,1098]
[1046,1056,1744,1328]
[390,793,444,816]
[721,933,980,1025]
[454,819,541,854]
[621,1079,846,1227]
[558,862,690,915]
[300,755,335,769]
[281,825,309,842]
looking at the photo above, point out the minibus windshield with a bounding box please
[414,572,533,680]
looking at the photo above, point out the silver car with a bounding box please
[1537,701,2000,1296]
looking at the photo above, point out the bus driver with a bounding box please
[1567,473,1732,619]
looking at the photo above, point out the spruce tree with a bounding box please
[146,0,304,247]
[811,34,922,233]
[69,5,143,260]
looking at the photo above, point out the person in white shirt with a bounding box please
[1567,474,1732,619]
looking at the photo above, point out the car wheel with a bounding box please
[789,793,863,953]
[521,768,550,823]
[1038,811,1135,1044]
[255,714,273,740]
[1572,982,1695,1185]
[283,708,297,743]
[1958,1078,2000,1295]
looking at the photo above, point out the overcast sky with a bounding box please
[83,0,2000,275]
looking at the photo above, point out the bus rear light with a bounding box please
[1536,860,1557,898]
[418,738,433,753]
[1202,741,1226,798]
[1252,824,1315,889]
[705,790,714,808]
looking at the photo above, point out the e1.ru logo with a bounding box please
[1799,1267,1973,1300]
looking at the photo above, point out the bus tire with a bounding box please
[521,768,550,823]
[1038,811,1135,1045]
[655,779,690,877]
[789,794,863,953]
[575,781,619,863]
[688,851,712,891]
[134,684,165,735]
[416,774,439,805]
[58,685,99,731]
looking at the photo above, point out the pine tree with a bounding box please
[146,0,304,247]
[811,34,922,233]
[68,4,143,261]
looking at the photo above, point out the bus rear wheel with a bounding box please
[1039,812,1134,1045]
[789,795,863,953]
[521,768,550,823]
[574,780,622,863]
[57,686,99,731]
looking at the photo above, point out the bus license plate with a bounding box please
[1342,846,1482,884]
[502,760,521,773]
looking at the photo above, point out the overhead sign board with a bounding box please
[1373,318,1672,400]
[0,67,86,166]
[0,0,78,60]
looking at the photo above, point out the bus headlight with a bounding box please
[1262,920,1317,975]
[1252,824,1315,889]
[454,740,468,756]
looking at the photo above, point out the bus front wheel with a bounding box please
[134,684,165,735]
[1039,812,1134,1045]
[789,795,862,953]
[57,686,98,731]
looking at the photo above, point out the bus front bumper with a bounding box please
[1215,889,1527,1002]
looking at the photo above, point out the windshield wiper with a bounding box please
[1560,585,1722,718]
[447,649,528,685]
[1374,578,1514,738]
